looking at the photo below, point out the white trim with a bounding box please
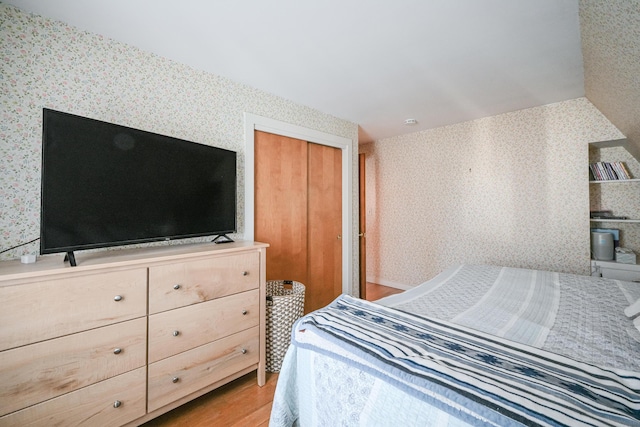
[244,113,353,296]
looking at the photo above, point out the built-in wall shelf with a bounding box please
[589,178,640,184]
[590,219,640,224]
[589,138,640,163]
[591,259,640,281]
[588,138,640,270]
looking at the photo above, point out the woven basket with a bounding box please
[266,280,305,373]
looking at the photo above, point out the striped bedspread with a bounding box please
[377,264,640,371]
[289,295,640,426]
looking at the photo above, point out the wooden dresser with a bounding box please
[0,241,267,426]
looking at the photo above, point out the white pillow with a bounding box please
[624,298,640,318]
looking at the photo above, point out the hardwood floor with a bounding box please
[142,372,279,426]
[142,282,402,426]
[366,281,404,300]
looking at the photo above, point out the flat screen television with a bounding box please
[40,108,237,265]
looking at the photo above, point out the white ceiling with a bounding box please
[5,0,585,143]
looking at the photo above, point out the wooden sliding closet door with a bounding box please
[254,131,309,283]
[307,142,342,312]
[254,131,342,314]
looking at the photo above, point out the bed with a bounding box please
[269,264,640,426]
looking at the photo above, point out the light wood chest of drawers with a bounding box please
[0,241,267,426]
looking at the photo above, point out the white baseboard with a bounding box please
[366,277,413,291]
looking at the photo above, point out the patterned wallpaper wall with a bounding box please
[365,98,624,287]
[580,0,640,160]
[0,4,359,284]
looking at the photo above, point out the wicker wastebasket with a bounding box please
[265,280,305,372]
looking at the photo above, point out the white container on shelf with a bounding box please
[591,232,614,260]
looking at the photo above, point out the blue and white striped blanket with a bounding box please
[376,265,640,372]
[283,295,640,426]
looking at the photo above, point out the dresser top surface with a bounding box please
[0,241,268,283]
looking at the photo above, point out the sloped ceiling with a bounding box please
[4,0,585,143]
[580,0,640,156]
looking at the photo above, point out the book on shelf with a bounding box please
[589,161,632,181]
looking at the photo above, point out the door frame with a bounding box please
[243,113,354,296]
[358,152,366,300]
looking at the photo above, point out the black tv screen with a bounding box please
[40,108,237,257]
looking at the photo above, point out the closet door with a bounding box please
[307,142,342,312]
[254,132,308,283]
[254,131,342,313]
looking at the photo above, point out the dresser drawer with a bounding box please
[0,367,146,427]
[148,289,259,363]
[148,326,259,412]
[0,317,146,417]
[149,251,259,314]
[0,268,147,351]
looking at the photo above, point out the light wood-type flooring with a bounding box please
[142,282,402,426]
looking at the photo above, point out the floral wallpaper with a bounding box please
[0,3,359,292]
[365,98,625,287]
[580,0,640,161]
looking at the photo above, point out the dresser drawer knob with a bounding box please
[172,377,180,383]
[113,348,122,355]
[173,330,180,337]
[242,309,248,315]
[241,348,247,354]
[113,295,123,302]
[242,271,249,276]
[113,400,122,408]
[173,284,181,290]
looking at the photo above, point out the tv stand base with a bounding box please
[64,251,77,266]
[212,234,234,244]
